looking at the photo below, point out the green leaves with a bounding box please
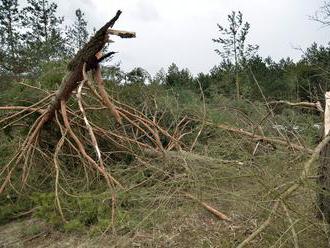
[65,9,89,56]
[212,11,259,65]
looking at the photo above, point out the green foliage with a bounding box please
[22,0,66,66]
[165,63,193,88]
[0,195,33,224]
[66,9,89,55]
[37,61,67,90]
[126,67,151,84]
[213,11,259,64]
[0,0,26,73]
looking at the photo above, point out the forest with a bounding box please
[1,0,330,247]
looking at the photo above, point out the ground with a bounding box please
[1,148,329,247]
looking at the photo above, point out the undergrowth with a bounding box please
[0,74,327,247]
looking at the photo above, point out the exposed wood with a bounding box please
[269,100,324,112]
[318,91,330,223]
[93,65,122,124]
[185,193,231,222]
[204,121,313,154]
[0,106,44,114]
[324,92,330,136]
[45,10,135,122]
[108,29,136,38]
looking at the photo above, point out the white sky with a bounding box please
[54,0,330,75]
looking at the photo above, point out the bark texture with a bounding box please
[318,92,330,222]
[45,10,123,122]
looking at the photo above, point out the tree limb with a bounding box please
[269,100,324,113]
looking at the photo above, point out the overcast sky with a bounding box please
[54,0,330,75]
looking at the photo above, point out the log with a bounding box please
[205,121,313,154]
[318,91,330,222]
[269,100,324,112]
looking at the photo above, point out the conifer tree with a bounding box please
[213,11,259,99]
[22,0,65,63]
[66,9,89,55]
[0,0,22,73]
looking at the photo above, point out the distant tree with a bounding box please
[195,72,213,97]
[22,0,65,64]
[312,1,330,26]
[0,0,23,73]
[213,11,259,99]
[165,63,193,88]
[242,56,296,100]
[152,68,166,85]
[66,9,89,55]
[297,42,330,101]
[126,67,151,84]
[103,63,126,84]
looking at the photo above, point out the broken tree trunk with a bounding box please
[45,10,135,123]
[318,91,330,222]
[0,10,138,194]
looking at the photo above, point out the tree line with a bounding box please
[0,0,88,74]
[1,0,330,103]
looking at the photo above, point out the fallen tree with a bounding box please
[1,10,325,240]
[0,11,184,227]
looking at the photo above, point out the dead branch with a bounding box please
[45,10,133,123]
[324,92,330,136]
[282,202,299,248]
[269,100,324,112]
[190,79,206,152]
[0,106,44,114]
[204,121,313,154]
[92,65,122,124]
[53,128,67,223]
[107,29,136,38]
[237,133,330,248]
[185,193,231,222]
[77,68,117,230]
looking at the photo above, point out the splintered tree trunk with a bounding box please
[45,10,135,123]
[318,91,330,222]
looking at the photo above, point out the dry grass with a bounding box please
[0,80,328,247]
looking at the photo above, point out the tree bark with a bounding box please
[45,10,127,122]
[318,91,330,222]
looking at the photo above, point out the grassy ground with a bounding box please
[0,80,328,247]
[0,146,329,247]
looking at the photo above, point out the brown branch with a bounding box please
[107,29,136,38]
[185,193,231,222]
[93,67,122,124]
[0,106,45,114]
[60,100,123,189]
[45,10,129,123]
[237,134,330,248]
[269,100,324,112]
[205,121,313,154]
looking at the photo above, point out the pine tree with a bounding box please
[213,11,259,99]
[0,0,22,73]
[22,0,65,63]
[66,9,89,55]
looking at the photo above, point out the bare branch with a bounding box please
[107,29,136,38]
[269,100,324,113]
